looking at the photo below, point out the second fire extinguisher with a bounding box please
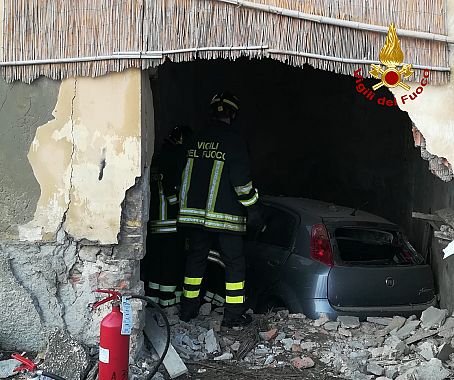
[93,290,132,380]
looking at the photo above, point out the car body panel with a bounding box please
[245,196,436,319]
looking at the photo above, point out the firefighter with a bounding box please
[144,125,192,307]
[178,92,263,327]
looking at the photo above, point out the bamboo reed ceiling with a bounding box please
[1,0,450,83]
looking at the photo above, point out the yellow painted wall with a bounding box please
[19,69,142,244]
[0,0,3,60]
[391,0,454,167]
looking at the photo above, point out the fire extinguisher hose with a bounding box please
[129,295,171,380]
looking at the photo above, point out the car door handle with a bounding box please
[267,259,280,267]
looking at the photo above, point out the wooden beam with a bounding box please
[434,231,454,241]
[412,212,443,222]
[144,309,188,379]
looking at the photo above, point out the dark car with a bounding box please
[243,196,436,320]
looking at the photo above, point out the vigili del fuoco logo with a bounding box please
[354,23,430,107]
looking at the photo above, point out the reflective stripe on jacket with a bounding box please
[178,120,258,234]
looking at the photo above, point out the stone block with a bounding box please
[41,330,90,380]
[337,316,360,329]
[421,306,448,330]
[367,362,384,376]
[416,358,450,380]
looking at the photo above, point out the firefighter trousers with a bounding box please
[181,228,246,316]
[143,232,185,307]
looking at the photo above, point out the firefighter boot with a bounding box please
[221,306,252,328]
[180,297,199,322]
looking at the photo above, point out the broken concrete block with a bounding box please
[386,316,407,333]
[367,317,393,326]
[0,359,21,379]
[406,329,438,345]
[396,368,418,380]
[259,328,278,341]
[275,332,286,341]
[264,354,275,365]
[439,317,454,338]
[281,338,295,351]
[395,320,420,339]
[338,327,352,337]
[314,313,329,327]
[384,366,398,379]
[421,306,448,330]
[204,329,219,354]
[337,316,360,329]
[351,372,373,380]
[416,358,450,380]
[324,321,340,331]
[418,341,436,360]
[41,330,90,380]
[369,346,384,358]
[199,303,211,316]
[364,335,384,348]
[300,341,317,351]
[254,345,271,355]
[290,356,314,369]
[367,362,384,376]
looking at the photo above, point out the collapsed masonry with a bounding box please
[135,305,454,380]
[0,175,148,357]
[412,125,453,182]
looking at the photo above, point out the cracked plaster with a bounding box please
[19,69,142,244]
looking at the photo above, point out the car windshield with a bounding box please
[335,227,424,265]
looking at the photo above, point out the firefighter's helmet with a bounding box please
[210,92,240,116]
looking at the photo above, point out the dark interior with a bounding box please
[150,57,448,251]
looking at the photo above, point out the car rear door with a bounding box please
[325,222,435,308]
[245,204,299,297]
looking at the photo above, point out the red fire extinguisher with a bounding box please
[93,290,131,380]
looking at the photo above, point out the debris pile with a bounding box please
[160,305,454,379]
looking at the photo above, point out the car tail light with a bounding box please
[310,224,334,267]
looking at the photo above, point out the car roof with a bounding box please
[263,195,395,225]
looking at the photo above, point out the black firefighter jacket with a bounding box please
[150,140,186,234]
[177,119,258,234]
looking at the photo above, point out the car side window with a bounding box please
[256,205,296,249]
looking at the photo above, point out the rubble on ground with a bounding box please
[147,304,454,379]
[0,358,20,379]
[40,329,91,380]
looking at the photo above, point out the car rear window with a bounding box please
[334,227,424,265]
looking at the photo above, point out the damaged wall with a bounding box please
[0,68,153,354]
[18,69,142,244]
[390,0,454,173]
[0,77,60,239]
[389,0,454,312]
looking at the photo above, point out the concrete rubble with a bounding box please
[40,329,91,380]
[147,304,454,379]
